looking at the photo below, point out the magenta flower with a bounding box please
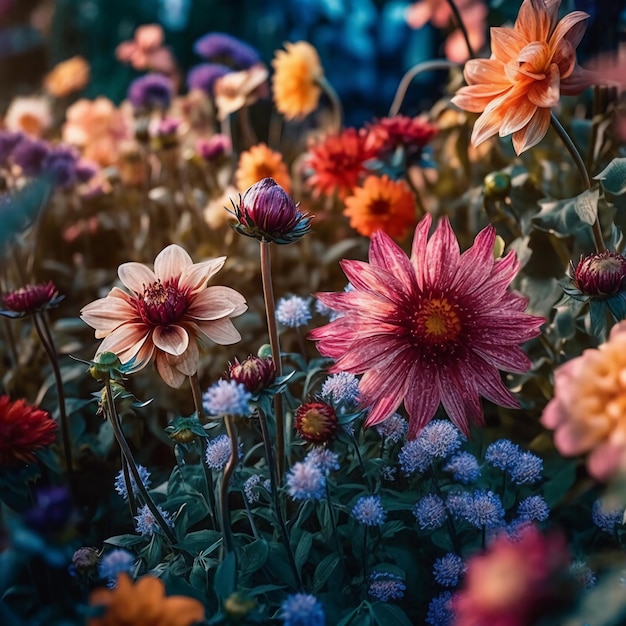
[309,214,544,437]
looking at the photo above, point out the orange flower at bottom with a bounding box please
[89,573,205,626]
[235,143,291,194]
[343,175,416,239]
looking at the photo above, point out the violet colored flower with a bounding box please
[193,32,260,69]
[42,145,80,187]
[1,281,64,317]
[11,137,50,176]
[128,73,174,111]
[187,63,232,94]
[196,134,231,161]
[309,213,544,437]
[0,130,23,166]
[573,251,626,297]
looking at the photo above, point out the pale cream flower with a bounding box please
[214,64,269,120]
[4,96,52,137]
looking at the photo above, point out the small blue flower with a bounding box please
[484,439,521,471]
[516,495,550,522]
[134,504,174,537]
[445,491,472,520]
[114,465,151,501]
[276,296,312,328]
[320,371,360,406]
[352,495,386,526]
[304,448,340,474]
[433,553,466,587]
[463,490,505,529]
[280,592,325,626]
[592,499,624,534]
[381,465,397,482]
[287,461,326,501]
[426,591,453,626]
[570,560,597,589]
[205,434,234,471]
[398,439,431,475]
[368,571,406,602]
[416,420,464,459]
[203,379,252,416]
[98,549,134,584]
[244,474,263,504]
[413,494,446,530]
[376,413,409,443]
[509,451,543,485]
[443,452,480,484]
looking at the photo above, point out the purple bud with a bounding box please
[128,73,174,111]
[187,63,232,94]
[573,251,626,297]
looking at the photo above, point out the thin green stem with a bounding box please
[189,373,205,422]
[429,466,461,554]
[550,112,606,253]
[324,480,349,580]
[104,379,177,545]
[200,438,217,525]
[260,240,285,485]
[316,76,343,132]
[445,0,475,60]
[220,415,238,556]
[389,59,460,117]
[32,313,73,475]
[122,456,138,517]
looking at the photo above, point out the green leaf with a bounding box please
[239,539,269,577]
[594,158,626,195]
[294,531,313,575]
[213,551,237,601]
[313,553,340,592]
[104,534,146,548]
[573,188,599,225]
[370,602,413,626]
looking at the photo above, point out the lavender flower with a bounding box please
[287,461,326,501]
[276,296,312,328]
[368,571,406,602]
[98,549,134,583]
[320,371,360,406]
[375,413,409,443]
[416,420,463,459]
[484,439,521,471]
[203,379,252,416]
[304,448,340,474]
[187,63,232,94]
[11,137,49,176]
[114,464,151,501]
[134,504,174,536]
[516,495,550,522]
[244,474,263,504]
[445,491,472,520]
[42,145,80,187]
[352,495,386,526]
[426,591,453,626]
[443,452,480,484]
[433,554,466,587]
[463,490,505,529]
[193,32,260,69]
[0,130,23,166]
[128,73,174,111]
[280,592,325,626]
[413,494,447,530]
[509,451,543,485]
[398,440,431,475]
[592,499,625,534]
[205,434,234,471]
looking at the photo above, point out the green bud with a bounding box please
[483,172,511,200]
[257,343,273,359]
[493,235,505,259]
[89,351,123,382]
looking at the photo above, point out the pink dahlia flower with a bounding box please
[309,214,544,437]
[81,245,247,387]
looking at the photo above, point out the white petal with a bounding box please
[154,244,193,283]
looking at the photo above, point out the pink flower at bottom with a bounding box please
[81,245,247,387]
[308,214,544,438]
[541,321,626,481]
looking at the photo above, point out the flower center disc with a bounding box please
[137,280,187,325]
[413,296,462,345]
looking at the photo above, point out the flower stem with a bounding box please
[200,438,217,525]
[316,76,343,132]
[550,112,606,253]
[32,313,73,476]
[220,415,238,556]
[122,456,138,518]
[324,480,349,579]
[189,373,205,422]
[445,0,475,60]
[104,379,177,545]
[260,240,285,485]
[389,60,459,117]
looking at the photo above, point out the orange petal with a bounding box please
[179,256,226,292]
[463,58,509,87]
[470,102,507,146]
[490,27,527,62]
[511,106,550,154]
[154,244,193,283]
[515,0,553,42]
[159,597,206,626]
[561,65,594,95]
[118,262,156,294]
[152,324,189,356]
[516,41,551,70]
[187,286,247,320]
[527,64,560,107]
[499,98,537,137]
[550,10,589,50]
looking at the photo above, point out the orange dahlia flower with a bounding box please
[305,128,377,199]
[81,244,247,388]
[44,56,90,98]
[235,143,291,193]
[451,0,592,154]
[272,41,323,120]
[0,396,57,466]
[89,573,205,626]
[343,175,416,239]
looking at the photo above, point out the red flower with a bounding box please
[305,128,376,199]
[295,401,338,443]
[0,396,57,465]
[309,214,544,437]
[366,115,437,160]
[1,281,63,317]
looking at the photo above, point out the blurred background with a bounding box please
[1,0,625,126]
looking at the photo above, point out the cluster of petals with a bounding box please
[80,244,247,388]
[115,24,177,77]
[235,143,291,193]
[541,320,626,481]
[451,0,592,154]
[309,213,544,437]
[214,63,269,120]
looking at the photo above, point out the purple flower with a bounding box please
[128,73,174,111]
[196,134,231,160]
[0,130,23,166]
[42,145,80,187]
[287,461,326,501]
[193,32,260,69]
[413,494,446,530]
[433,553,466,587]
[352,495,386,526]
[187,63,232,94]
[12,137,50,176]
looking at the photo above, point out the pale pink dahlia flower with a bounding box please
[541,321,626,481]
[309,214,544,438]
[81,245,247,387]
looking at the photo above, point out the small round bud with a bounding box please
[493,235,505,259]
[573,251,626,297]
[483,172,511,200]
[89,351,123,381]
[295,401,338,444]
[228,355,276,394]
[71,547,99,575]
[224,592,256,621]
[257,343,273,359]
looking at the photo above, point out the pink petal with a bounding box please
[540,398,566,430]
[118,262,156,295]
[470,358,520,408]
[405,364,442,438]
[333,335,408,374]
[156,351,186,388]
[171,339,200,377]
[472,343,532,373]
[152,324,189,356]
[154,244,193,283]
[180,256,227,292]
[125,338,155,373]
[369,229,416,292]
[512,106,551,154]
[97,323,150,363]
[425,217,460,289]
[187,286,247,320]
[340,259,405,304]
[437,367,482,435]
[196,317,242,345]
[361,365,410,426]
[410,213,433,290]
[560,66,594,95]
[80,294,137,336]
[587,443,623,482]
[449,225,497,292]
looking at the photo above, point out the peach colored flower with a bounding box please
[81,245,247,388]
[116,24,176,76]
[451,0,592,154]
[343,175,417,239]
[271,41,323,120]
[541,321,626,481]
[4,97,52,137]
[214,63,269,120]
[44,56,90,98]
[235,143,291,193]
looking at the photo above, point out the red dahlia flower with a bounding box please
[309,214,544,437]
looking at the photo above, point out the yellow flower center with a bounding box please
[138,280,187,326]
[413,296,462,344]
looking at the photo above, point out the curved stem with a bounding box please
[550,112,606,253]
[389,59,460,117]
[316,76,343,133]
[220,415,238,556]
[104,379,177,545]
[445,0,475,60]
[260,241,285,484]
[122,456,138,517]
[189,373,205,422]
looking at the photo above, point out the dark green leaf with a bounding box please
[213,551,237,601]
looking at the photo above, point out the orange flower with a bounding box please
[235,143,291,193]
[88,573,205,626]
[44,56,90,98]
[271,41,323,120]
[343,175,416,239]
[451,0,592,154]
[80,244,247,388]
[0,396,57,466]
[305,128,376,199]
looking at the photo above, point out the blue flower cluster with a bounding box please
[287,461,326,501]
[399,420,463,475]
[134,504,174,537]
[98,549,134,586]
[280,593,325,626]
[433,553,466,587]
[485,439,543,485]
[352,495,387,526]
[367,571,406,602]
[321,371,360,407]
[276,296,312,328]
[203,379,252,417]
[114,464,151,501]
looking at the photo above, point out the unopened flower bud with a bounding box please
[71,547,99,575]
[228,355,276,394]
[224,592,256,621]
[573,251,626,297]
[483,172,511,200]
[89,351,123,382]
[1,281,63,317]
[295,401,338,443]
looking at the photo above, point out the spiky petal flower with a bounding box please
[295,401,338,443]
[309,214,543,437]
[573,251,626,297]
[1,281,64,317]
[235,145,292,194]
[451,0,592,154]
[80,244,247,388]
[228,355,276,394]
[0,396,57,465]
